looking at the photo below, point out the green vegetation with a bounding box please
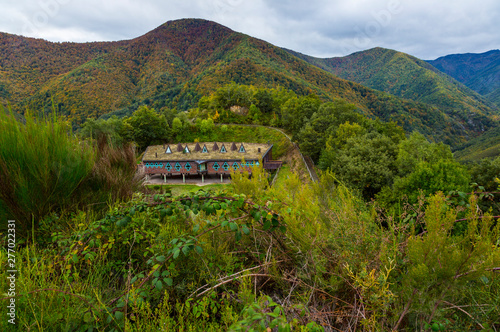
[454,126,500,161]
[0,107,141,238]
[1,94,500,331]
[428,50,500,108]
[1,154,499,331]
[147,184,229,197]
[1,19,497,147]
[0,108,96,236]
[290,47,497,120]
[289,47,499,142]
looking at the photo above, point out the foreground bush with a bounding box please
[1,169,498,331]
[0,110,95,236]
[0,109,142,238]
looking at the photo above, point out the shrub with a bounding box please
[82,135,143,205]
[0,109,95,237]
[0,109,142,238]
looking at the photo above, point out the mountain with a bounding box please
[427,50,500,108]
[0,19,497,146]
[286,47,498,125]
[453,125,500,161]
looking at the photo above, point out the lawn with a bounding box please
[146,183,229,196]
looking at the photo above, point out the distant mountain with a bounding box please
[427,50,500,108]
[286,47,498,124]
[0,19,497,146]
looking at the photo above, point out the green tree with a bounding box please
[297,100,364,162]
[387,159,471,205]
[161,107,179,127]
[213,82,253,109]
[396,132,453,176]
[199,118,215,134]
[79,116,126,146]
[171,117,183,137]
[253,89,275,113]
[297,122,323,161]
[123,106,169,150]
[318,122,366,170]
[331,132,399,199]
[281,94,321,135]
[469,156,500,192]
[248,104,262,124]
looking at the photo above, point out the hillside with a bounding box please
[286,47,498,123]
[427,50,500,107]
[453,125,500,161]
[2,107,500,331]
[0,19,497,145]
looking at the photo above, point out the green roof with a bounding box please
[142,142,272,162]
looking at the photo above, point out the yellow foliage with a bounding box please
[213,110,220,121]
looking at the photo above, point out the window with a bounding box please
[232,162,239,170]
[242,161,249,167]
[184,146,190,153]
[185,162,191,171]
[175,162,182,171]
[255,161,260,166]
[220,144,227,153]
[202,145,208,153]
[213,162,220,171]
[165,146,172,154]
[249,161,254,166]
[199,163,206,171]
[239,144,246,153]
[165,162,172,171]
[222,162,229,171]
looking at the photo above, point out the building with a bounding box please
[141,142,282,182]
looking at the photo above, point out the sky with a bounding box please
[0,0,498,60]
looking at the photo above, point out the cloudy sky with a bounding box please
[0,0,498,60]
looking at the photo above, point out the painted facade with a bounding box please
[141,142,281,178]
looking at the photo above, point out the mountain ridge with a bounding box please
[427,50,500,107]
[285,47,498,119]
[0,19,497,146]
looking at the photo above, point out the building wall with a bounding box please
[206,160,258,174]
[143,161,199,175]
[143,160,260,175]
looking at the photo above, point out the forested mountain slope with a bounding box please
[0,19,497,145]
[286,47,498,123]
[427,50,500,108]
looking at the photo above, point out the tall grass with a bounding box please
[82,135,143,204]
[0,109,95,237]
[0,109,143,238]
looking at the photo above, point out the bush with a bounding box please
[0,109,142,238]
[0,109,95,237]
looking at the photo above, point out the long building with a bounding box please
[141,142,282,182]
